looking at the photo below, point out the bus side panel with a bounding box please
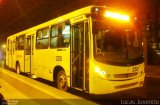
[48,48,70,85]
[34,47,70,84]
[34,49,50,79]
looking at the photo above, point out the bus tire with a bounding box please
[16,63,20,74]
[56,70,68,91]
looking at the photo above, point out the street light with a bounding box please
[2,45,6,49]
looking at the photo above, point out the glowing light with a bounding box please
[134,17,137,20]
[95,67,107,77]
[105,11,130,21]
[2,45,6,48]
[101,70,106,76]
[142,42,144,46]
[95,8,99,12]
[95,67,100,73]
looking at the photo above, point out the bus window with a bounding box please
[93,19,143,65]
[15,37,18,51]
[18,35,25,50]
[36,27,49,49]
[25,37,31,55]
[50,22,70,48]
[62,24,70,47]
[50,25,58,48]
[13,41,15,54]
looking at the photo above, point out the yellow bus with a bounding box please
[6,5,145,94]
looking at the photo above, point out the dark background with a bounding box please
[0,0,159,44]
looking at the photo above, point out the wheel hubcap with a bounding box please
[58,74,66,89]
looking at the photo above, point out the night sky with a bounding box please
[0,0,158,44]
[0,0,79,39]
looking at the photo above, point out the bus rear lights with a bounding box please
[105,11,130,21]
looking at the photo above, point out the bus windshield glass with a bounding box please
[93,16,143,66]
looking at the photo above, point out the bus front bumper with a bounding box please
[90,75,145,94]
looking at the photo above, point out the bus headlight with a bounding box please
[95,67,108,78]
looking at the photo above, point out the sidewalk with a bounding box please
[0,68,97,105]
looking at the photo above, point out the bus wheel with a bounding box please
[16,63,20,74]
[56,70,68,91]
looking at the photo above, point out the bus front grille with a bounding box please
[114,73,138,78]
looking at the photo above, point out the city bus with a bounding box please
[6,5,145,94]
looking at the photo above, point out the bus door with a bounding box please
[71,20,89,91]
[24,35,34,74]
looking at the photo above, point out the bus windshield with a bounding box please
[93,17,143,66]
